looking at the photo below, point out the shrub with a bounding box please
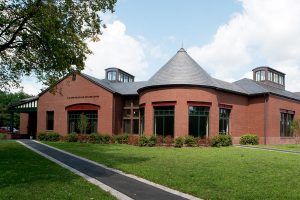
[196,137,211,147]
[101,134,111,144]
[66,133,78,142]
[148,135,157,147]
[0,133,6,140]
[115,134,129,144]
[128,134,139,145]
[139,136,149,147]
[156,135,164,146]
[38,132,60,141]
[77,134,90,143]
[211,134,232,147]
[164,135,174,147]
[89,133,101,143]
[174,137,184,148]
[240,134,259,145]
[184,136,197,147]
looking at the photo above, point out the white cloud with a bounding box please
[188,0,300,91]
[84,20,149,81]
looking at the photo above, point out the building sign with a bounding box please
[67,95,99,99]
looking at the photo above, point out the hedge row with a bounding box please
[37,132,259,147]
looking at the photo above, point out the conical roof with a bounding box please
[147,48,216,87]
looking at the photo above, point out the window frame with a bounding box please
[46,111,54,130]
[219,108,230,134]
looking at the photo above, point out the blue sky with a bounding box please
[19,0,300,94]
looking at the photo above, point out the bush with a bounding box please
[89,133,101,143]
[174,137,184,148]
[115,134,129,144]
[164,135,174,147]
[240,134,259,145]
[128,134,139,145]
[148,135,157,147]
[38,132,60,141]
[196,137,211,147]
[66,133,78,142]
[77,134,90,143]
[184,136,197,147]
[156,135,164,146]
[0,133,6,140]
[101,134,111,144]
[139,136,149,147]
[211,134,232,147]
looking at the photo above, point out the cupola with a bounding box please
[105,67,135,83]
[252,66,285,90]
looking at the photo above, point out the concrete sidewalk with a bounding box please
[235,145,300,154]
[18,140,200,200]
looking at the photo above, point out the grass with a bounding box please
[0,140,116,200]
[45,142,300,200]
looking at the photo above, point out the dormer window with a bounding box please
[253,66,285,90]
[107,71,116,81]
[255,70,265,81]
[105,67,135,83]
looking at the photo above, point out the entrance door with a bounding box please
[28,112,37,139]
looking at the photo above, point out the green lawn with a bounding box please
[0,140,116,200]
[256,144,300,152]
[46,142,300,200]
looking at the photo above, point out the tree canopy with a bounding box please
[0,0,116,91]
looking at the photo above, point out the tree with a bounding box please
[291,119,300,144]
[0,0,116,91]
[0,90,31,127]
[77,113,89,134]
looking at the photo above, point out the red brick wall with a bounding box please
[20,113,28,134]
[266,94,300,144]
[139,86,248,140]
[37,74,114,136]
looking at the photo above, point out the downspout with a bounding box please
[264,93,269,145]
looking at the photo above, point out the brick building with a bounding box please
[12,48,300,144]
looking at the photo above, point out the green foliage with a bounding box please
[240,134,259,145]
[0,133,6,140]
[89,133,111,144]
[291,119,300,144]
[0,0,117,90]
[138,136,149,147]
[66,133,78,142]
[101,135,111,144]
[148,135,157,147]
[38,132,60,141]
[115,134,129,144]
[0,91,31,127]
[211,135,232,147]
[174,137,184,148]
[77,113,89,134]
[184,136,197,147]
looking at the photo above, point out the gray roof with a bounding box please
[235,78,300,101]
[81,73,147,95]
[80,49,300,101]
[147,48,216,87]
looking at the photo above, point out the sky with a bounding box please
[19,0,300,95]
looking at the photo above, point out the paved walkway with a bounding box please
[235,145,300,154]
[18,140,199,200]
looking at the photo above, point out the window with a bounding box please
[122,98,140,134]
[124,75,129,82]
[68,111,97,134]
[189,106,209,138]
[268,71,273,81]
[107,71,116,81]
[274,73,279,83]
[279,76,284,85]
[154,106,174,137]
[46,111,54,130]
[280,112,294,137]
[255,70,265,81]
[219,108,230,134]
[140,108,145,135]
